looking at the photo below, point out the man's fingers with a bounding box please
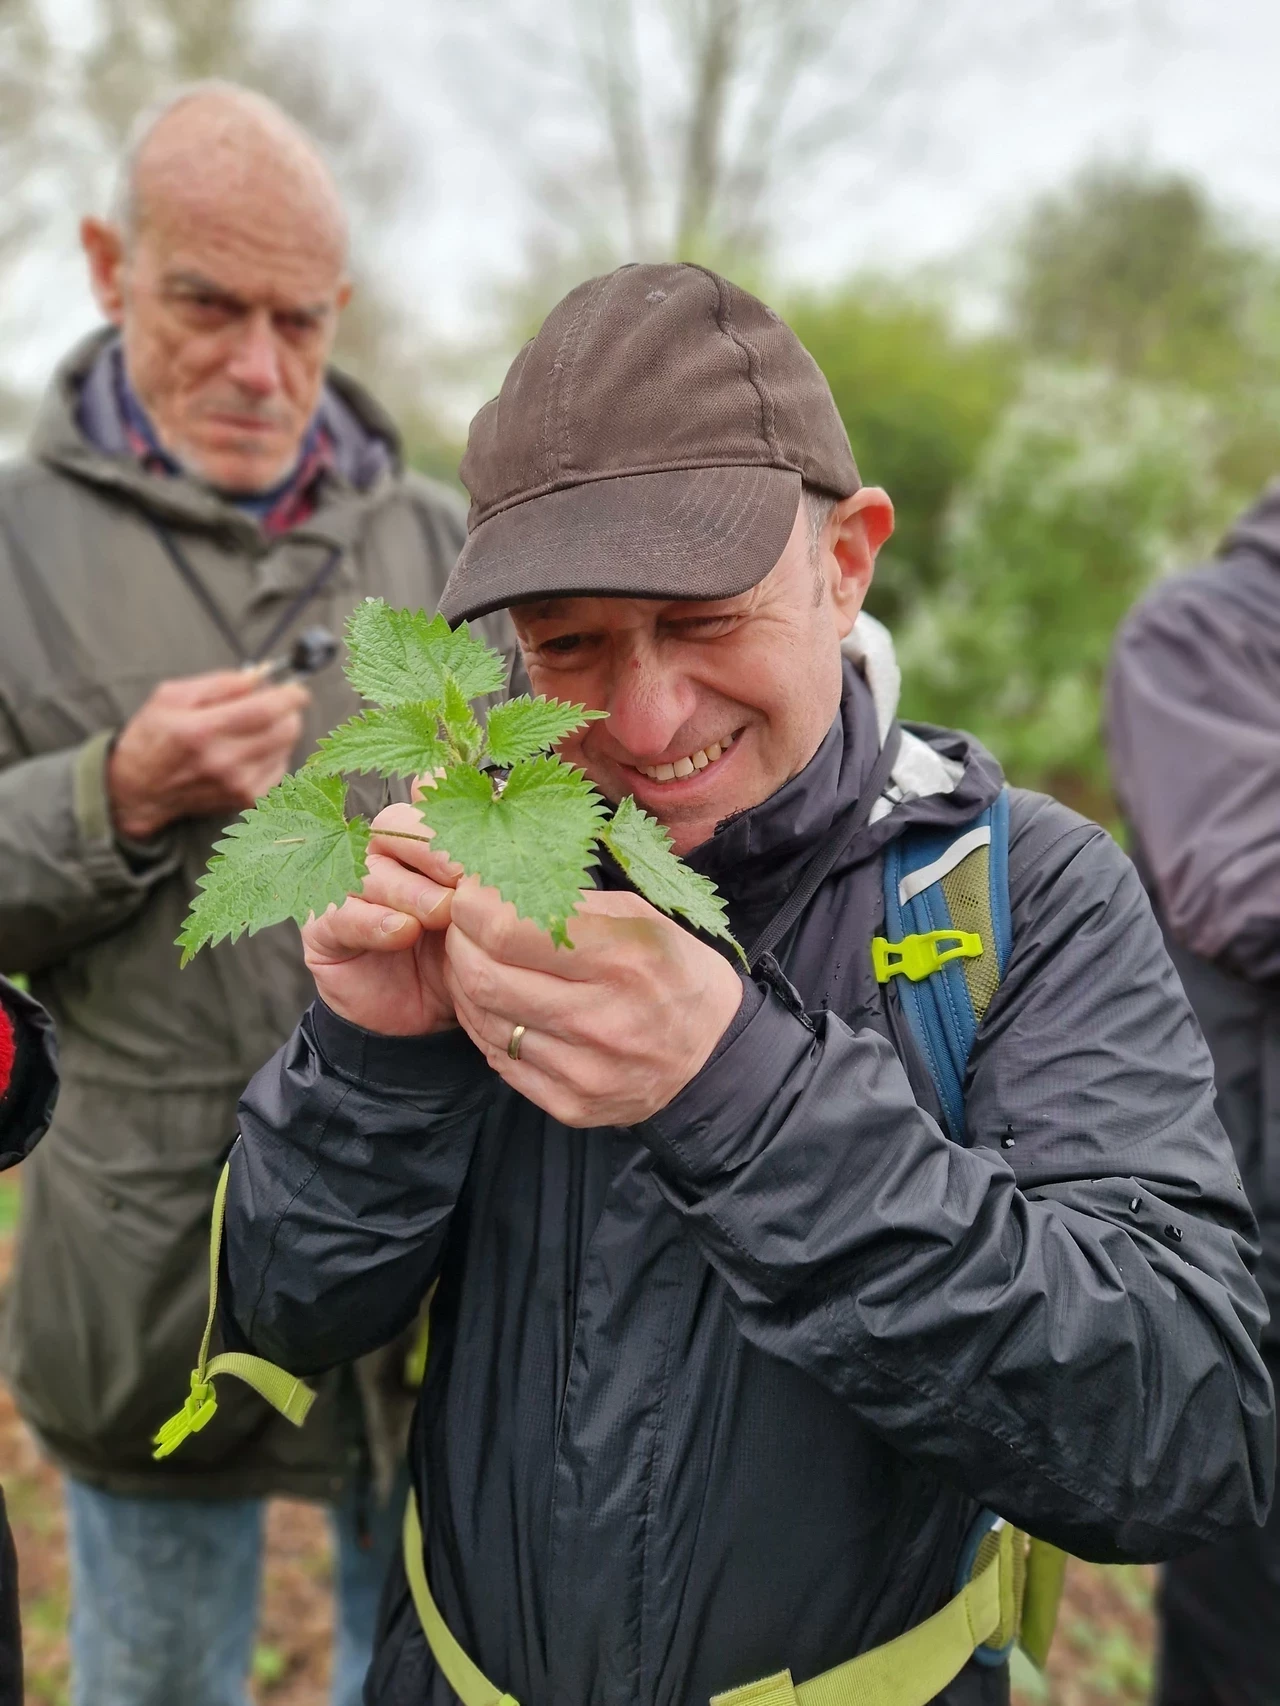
[573,888,665,923]
[444,921,570,1032]
[194,681,311,738]
[368,803,463,886]
[361,852,455,927]
[304,894,424,964]
[167,668,268,709]
[446,879,591,975]
[448,879,663,979]
[449,987,597,1128]
[449,976,555,1078]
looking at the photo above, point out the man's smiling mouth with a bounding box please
[635,730,738,782]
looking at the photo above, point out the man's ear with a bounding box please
[827,487,894,639]
[80,218,127,326]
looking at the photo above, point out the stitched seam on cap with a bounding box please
[470,459,802,525]
[556,273,619,477]
[728,315,779,454]
[707,268,781,459]
[540,289,591,487]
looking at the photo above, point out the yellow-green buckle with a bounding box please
[872,929,983,984]
[152,1373,218,1459]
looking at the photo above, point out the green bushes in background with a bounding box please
[781,164,1280,817]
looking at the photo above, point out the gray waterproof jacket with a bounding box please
[1109,482,1280,1343]
[0,330,509,1498]
[224,652,1273,1706]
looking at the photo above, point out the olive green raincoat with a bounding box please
[0,330,509,1498]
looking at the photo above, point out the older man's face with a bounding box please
[511,493,891,856]
[87,186,348,493]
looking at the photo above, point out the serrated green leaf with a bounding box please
[344,599,506,707]
[176,772,371,964]
[441,675,484,763]
[418,757,608,946]
[306,704,449,779]
[485,695,606,766]
[601,796,745,963]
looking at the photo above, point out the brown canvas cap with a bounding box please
[439,263,860,625]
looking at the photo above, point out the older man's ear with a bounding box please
[80,217,127,326]
[826,487,894,638]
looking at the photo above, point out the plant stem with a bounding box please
[370,827,439,846]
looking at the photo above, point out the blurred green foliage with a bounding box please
[783,164,1280,815]
[1010,164,1260,391]
[896,367,1230,819]
[787,289,1017,631]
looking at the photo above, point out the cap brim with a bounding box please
[439,464,803,625]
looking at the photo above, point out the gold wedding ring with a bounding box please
[507,1023,526,1062]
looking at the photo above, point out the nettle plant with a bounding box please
[178,599,744,965]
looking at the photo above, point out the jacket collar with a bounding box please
[29,327,405,553]
[682,623,1004,928]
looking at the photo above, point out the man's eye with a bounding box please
[181,296,233,322]
[541,634,586,655]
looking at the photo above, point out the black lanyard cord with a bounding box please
[744,721,903,972]
[149,521,344,666]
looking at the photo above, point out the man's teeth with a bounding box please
[639,732,735,782]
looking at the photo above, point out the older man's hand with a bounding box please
[108,668,310,840]
[442,882,745,1128]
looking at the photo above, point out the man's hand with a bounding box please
[301,803,462,1037]
[443,883,744,1127]
[108,668,311,840]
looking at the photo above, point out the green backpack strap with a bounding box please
[152,1158,316,1460]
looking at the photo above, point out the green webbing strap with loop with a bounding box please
[152,1160,317,1459]
[402,1493,1060,1706]
[1019,1537,1069,1671]
[404,1492,520,1706]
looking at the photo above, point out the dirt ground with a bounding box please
[0,1379,336,1706]
[0,1174,1158,1706]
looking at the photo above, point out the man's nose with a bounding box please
[603,650,696,760]
[225,311,282,398]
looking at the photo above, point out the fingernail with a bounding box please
[380,913,408,934]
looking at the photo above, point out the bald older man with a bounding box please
[0,82,509,1706]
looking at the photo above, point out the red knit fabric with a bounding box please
[0,1002,14,1099]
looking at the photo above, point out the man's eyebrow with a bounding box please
[161,270,331,319]
[516,599,571,621]
[162,269,245,306]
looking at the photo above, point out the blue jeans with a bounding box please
[65,1474,405,1706]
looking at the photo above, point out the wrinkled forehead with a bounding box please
[130,139,347,285]
[510,586,756,633]
[130,207,347,306]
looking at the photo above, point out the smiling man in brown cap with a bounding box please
[217,263,1271,1706]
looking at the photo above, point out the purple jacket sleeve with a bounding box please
[1107,573,1280,983]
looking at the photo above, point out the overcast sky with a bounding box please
[11,0,1280,416]
[317,0,1280,333]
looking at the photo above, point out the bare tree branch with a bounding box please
[573,0,659,256]
[441,0,1169,292]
